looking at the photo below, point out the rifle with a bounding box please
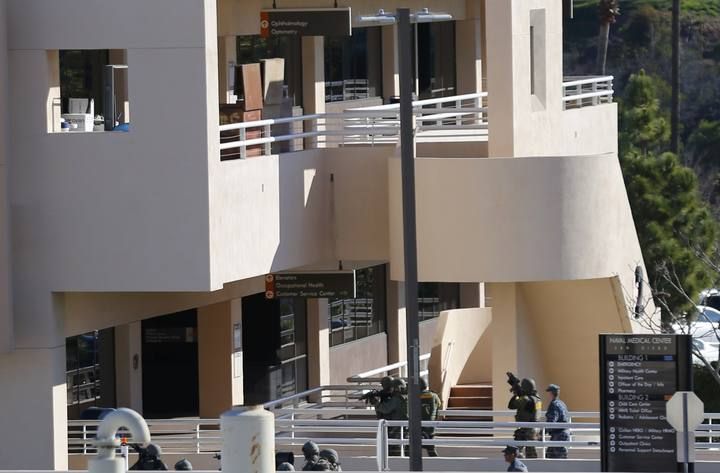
[506,372,523,396]
[359,389,391,404]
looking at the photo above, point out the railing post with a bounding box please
[591,80,598,107]
[400,423,405,457]
[456,99,462,127]
[541,426,546,459]
[82,423,87,455]
[576,84,582,109]
[376,419,389,471]
[435,101,442,128]
[195,422,201,454]
[239,128,247,159]
[264,124,271,156]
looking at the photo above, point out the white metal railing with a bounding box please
[219,93,488,160]
[346,354,431,383]
[562,75,614,110]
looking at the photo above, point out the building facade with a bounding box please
[0,0,652,469]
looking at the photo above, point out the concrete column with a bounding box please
[198,300,239,418]
[301,36,325,149]
[218,35,237,104]
[455,18,484,94]
[386,281,407,365]
[115,322,143,413]
[108,49,130,122]
[486,282,519,411]
[381,24,399,101]
[307,298,330,392]
[0,0,12,355]
[230,298,243,407]
[47,50,61,133]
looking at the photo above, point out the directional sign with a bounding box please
[666,391,704,432]
[260,8,352,38]
[265,271,356,299]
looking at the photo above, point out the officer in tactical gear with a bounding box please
[507,375,541,459]
[319,449,341,471]
[502,446,529,472]
[544,384,570,459]
[419,377,441,457]
[130,443,168,470]
[173,459,192,471]
[372,378,408,456]
[301,441,331,471]
[364,376,395,419]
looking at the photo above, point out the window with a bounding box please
[529,10,546,108]
[55,50,129,132]
[416,21,456,99]
[276,299,308,398]
[66,329,115,419]
[324,27,383,102]
[237,35,303,107]
[418,282,461,321]
[329,264,387,346]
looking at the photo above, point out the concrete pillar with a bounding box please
[307,298,330,390]
[198,300,240,418]
[47,50,61,133]
[386,281,407,364]
[115,322,143,413]
[108,49,130,123]
[381,24,399,101]
[301,36,325,148]
[0,0,12,355]
[455,18,484,94]
[218,35,237,104]
[0,293,67,469]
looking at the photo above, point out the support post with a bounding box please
[397,8,423,471]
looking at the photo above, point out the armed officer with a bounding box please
[372,378,408,456]
[507,374,541,458]
[301,441,331,471]
[544,384,570,458]
[419,377,442,457]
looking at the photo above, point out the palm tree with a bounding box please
[596,0,620,75]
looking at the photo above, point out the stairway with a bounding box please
[447,384,494,410]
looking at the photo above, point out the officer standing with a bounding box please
[372,378,407,456]
[507,378,541,458]
[502,446,529,472]
[419,377,441,457]
[544,384,570,459]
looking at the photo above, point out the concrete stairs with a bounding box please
[446,383,493,413]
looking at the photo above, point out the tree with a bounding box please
[596,0,620,74]
[619,71,719,319]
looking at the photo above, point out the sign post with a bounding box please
[666,391,704,472]
[599,334,693,472]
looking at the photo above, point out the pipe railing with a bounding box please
[562,75,614,110]
[346,354,431,383]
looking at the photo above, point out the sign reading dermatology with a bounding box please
[265,271,356,299]
[260,8,352,38]
[599,334,692,472]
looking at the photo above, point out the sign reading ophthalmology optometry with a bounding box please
[599,334,693,472]
[265,271,357,299]
[260,8,352,38]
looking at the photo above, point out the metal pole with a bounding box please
[671,0,680,155]
[683,393,689,473]
[397,8,423,471]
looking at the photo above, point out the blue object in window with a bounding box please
[114,123,130,132]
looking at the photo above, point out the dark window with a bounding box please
[59,50,109,116]
[237,35,303,107]
[329,264,387,346]
[65,329,116,419]
[324,27,383,102]
[416,22,457,99]
[418,282,460,321]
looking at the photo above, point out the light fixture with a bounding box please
[358,8,453,25]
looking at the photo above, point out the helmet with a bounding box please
[302,440,320,457]
[520,378,537,394]
[145,443,162,458]
[277,462,295,471]
[174,459,192,471]
[381,376,393,390]
[319,448,339,465]
[419,377,428,391]
[392,378,406,391]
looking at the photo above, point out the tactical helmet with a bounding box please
[381,376,393,390]
[520,378,537,394]
[319,448,339,465]
[277,462,295,471]
[302,440,320,457]
[146,443,162,458]
[174,459,192,471]
[392,378,406,391]
[419,377,428,391]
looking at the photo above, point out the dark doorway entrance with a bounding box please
[242,293,308,404]
[141,310,199,418]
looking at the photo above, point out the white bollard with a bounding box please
[222,405,275,473]
[89,408,150,473]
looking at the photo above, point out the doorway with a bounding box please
[141,310,199,418]
[242,293,308,404]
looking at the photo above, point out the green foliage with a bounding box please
[620,72,719,315]
[694,364,720,412]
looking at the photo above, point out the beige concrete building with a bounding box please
[0,0,652,469]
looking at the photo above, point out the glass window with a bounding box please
[324,27,383,102]
[66,329,115,418]
[418,282,461,321]
[329,264,387,346]
[237,35,303,107]
[416,22,457,99]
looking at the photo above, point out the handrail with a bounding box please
[441,341,454,385]
[346,353,431,382]
[562,75,614,87]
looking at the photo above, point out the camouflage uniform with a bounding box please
[545,384,570,459]
[374,379,408,456]
[508,378,541,458]
[419,378,442,457]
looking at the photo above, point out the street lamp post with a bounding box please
[397,8,423,472]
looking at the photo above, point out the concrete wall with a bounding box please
[198,301,233,418]
[329,332,388,385]
[0,0,11,355]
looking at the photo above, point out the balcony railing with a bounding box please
[562,75,614,110]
